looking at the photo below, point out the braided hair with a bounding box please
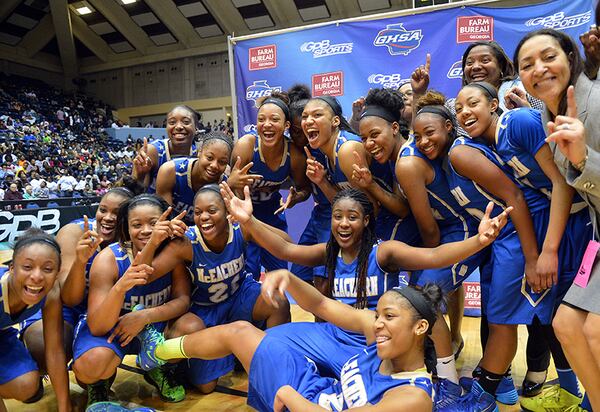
[325,189,378,309]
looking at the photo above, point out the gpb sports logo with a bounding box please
[368,73,403,89]
[245,80,282,108]
[373,23,422,56]
[526,11,591,30]
[447,61,463,79]
[300,39,353,58]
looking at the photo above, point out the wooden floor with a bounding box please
[5,305,558,412]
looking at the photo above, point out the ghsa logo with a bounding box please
[368,73,403,89]
[447,60,463,79]
[245,80,282,108]
[373,23,422,56]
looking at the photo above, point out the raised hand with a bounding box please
[149,207,174,247]
[545,86,587,169]
[351,150,373,189]
[75,215,103,264]
[477,202,512,247]
[220,182,253,224]
[169,210,188,238]
[261,269,291,308]
[304,146,327,185]
[411,53,431,96]
[133,137,153,177]
[227,156,263,191]
[114,252,152,294]
[275,186,298,215]
[504,86,531,110]
[351,97,366,121]
[581,24,600,79]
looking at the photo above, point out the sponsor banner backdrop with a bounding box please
[0,205,98,243]
[232,0,593,133]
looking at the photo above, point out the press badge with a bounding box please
[574,240,600,288]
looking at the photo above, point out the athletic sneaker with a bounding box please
[137,321,166,371]
[520,385,583,412]
[85,401,128,412]
[85,402,156,412]
[86,379,111,408]
[563,405,589,412]
[434,378,463,410]
[459,375,518,405]
[144,364,185,403]
[436,381,498,412]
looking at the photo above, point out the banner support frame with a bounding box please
[227,35,239,140]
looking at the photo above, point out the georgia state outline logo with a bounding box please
[373,23,423,56]
[245,80,282,108]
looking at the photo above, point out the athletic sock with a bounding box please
[436,355,459,384]
[556,368,581,397]
[524,370,547,384]
[581,394,592,411]
[156,337,189,361]
[475,367,503,395]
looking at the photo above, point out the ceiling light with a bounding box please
[120,0,137,4]
[76,6,92,15]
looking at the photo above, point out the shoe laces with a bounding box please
[538,384,562,400]
[88,380,109,404]
[162,365,183,390]
[564,405,585,412]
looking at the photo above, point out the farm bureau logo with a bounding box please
[447,60,463,79]
[300,39,353,58]
[245,80,282,108]
[373,23,422,56]
[368,73,403,89]
[526,11,591,30]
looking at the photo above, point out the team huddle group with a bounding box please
[3,21,600,412]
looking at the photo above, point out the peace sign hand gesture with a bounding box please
[351,150,373,189]
[477,202,512,247]
[220,182,253,224]
[545,86,587,170]
[227,156,263,191]
[75,215,103,264]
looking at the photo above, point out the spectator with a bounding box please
[57,171,77,197]
[4,182,23,201]
[33,180,49,198]
[23,184,34,199]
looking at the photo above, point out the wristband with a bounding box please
[574,149,588,172]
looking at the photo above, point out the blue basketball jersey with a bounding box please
[330,243,401,309]
[493,109,551,213]
[315,345,433,410]
[399,140,476,233]
[1,267,46,330]
[148,138,198,193]
[321,130,361,191]
[171,157,197,225]
[186,223,247,306]
[109,243,172,314]
[244,133,292,209]
[447,137,510,221]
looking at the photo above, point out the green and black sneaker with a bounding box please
[86,378,111,408]
[144,364,185,403]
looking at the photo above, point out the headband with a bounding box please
[128,194,166,211]
[202,133,233,152]
[107,187,133,198]
[360,105,399,123]
[465,82,503,115]
[15,236,61,256]
[312,96,356,133]
[416,105,453,122]
[260,97,290,121]
[394,287,437,333]
[467,82,498,101]
[197,184,221,196]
